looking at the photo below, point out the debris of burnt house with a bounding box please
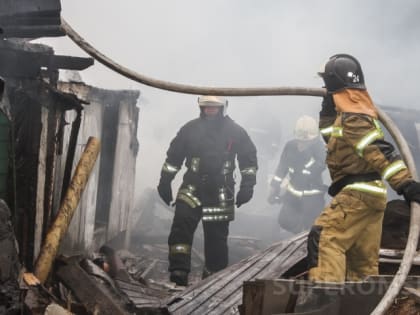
[0,2,142,312]
[1,1,420,314]
[0,38,94,270]
[57,81,139,252]
[0,199,20,314]
[0,0,64,38]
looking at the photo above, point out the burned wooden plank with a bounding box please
[56,260,133,315]
[48,55,94,71]
[167,233,308,315]
[241,281,265,315]
[0,47,94,78]
[209,238,307,314]
[115,279,170,313]
[241,279,297,315]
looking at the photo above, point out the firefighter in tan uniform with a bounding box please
[307,54,420,282]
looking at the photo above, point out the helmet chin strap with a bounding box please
[200,110,224,121]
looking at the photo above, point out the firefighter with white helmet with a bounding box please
[157,95,258,286]
[268,115,327,234]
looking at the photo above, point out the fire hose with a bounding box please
[61,18,419,314]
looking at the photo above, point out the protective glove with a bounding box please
[235,186,254,208]
[267,192,282,205]
[267,186,281,205]
[399,180,420,204]
[157,181,173,206]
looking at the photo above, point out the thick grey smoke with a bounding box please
[41,0,420,241]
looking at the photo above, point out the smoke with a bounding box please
[40,0,420,242]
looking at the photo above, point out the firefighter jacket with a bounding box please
[319,89,413,196]
[272,139,326,197]
[160,115,258,221]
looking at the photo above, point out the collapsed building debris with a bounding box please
[0,5,141,311]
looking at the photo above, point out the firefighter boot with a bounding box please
[201,266,215,279]
[170,270,188,286]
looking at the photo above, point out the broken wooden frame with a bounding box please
[34,137,100,284]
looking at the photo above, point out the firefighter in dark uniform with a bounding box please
[307,54,420,282]
[157,96,258,286]
[268,115,326,233]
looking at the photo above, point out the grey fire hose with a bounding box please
[61,18,419,314]
[371,108,420,315]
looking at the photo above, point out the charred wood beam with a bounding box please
[60,108,82,203]
[0,0,63,38]
[34,137,100,283]
[0,0,60,16]
[55,260,131,315]
[0,45,93,79]
[0,25,63,38]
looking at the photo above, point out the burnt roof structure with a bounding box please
[0,0,63,38]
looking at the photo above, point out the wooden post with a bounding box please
[34,137,100,284]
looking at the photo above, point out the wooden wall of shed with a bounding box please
[57,82,139,252]
[107,97,139,244]
[56,83,103,251]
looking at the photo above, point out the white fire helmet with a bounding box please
[294,115,319,141]
[198,95,228,115]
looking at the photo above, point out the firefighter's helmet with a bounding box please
[294,115,319,141]
[198,95,228,116]
[318,54,366,92]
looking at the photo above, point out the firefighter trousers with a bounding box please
[307,186,387,282]
[278,193,325,234]
[168,200,229,273]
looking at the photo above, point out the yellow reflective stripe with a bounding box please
[273,175,282,182]
[286,184,323,197]
[305,157,315,169]
[241,167,257,175]
[331,127,343,137]
[320,125,343,137]
[191,157,200,172]
[170,244,191,254]
[344,182,387,196]
[382,160,407,180]
[202,214,232,221]
[373,119,382,130]
[162,162,179,173]
[320,126,333,135]
[178,191,202,207]
[203,207,226,214]
[355,129,384,157]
